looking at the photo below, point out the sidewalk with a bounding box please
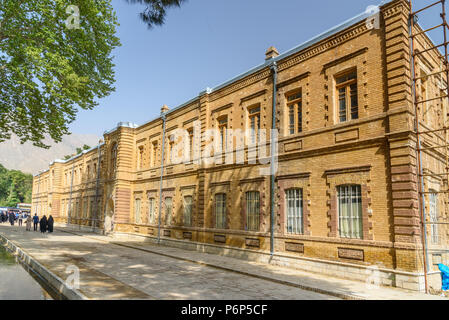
[74,229,447,300]
[0,224,446,300]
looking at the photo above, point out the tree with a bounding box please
[126,0,186,28]
[0,1,120,148]
[0,164,33,207]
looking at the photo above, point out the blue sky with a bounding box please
[70,0,442,136]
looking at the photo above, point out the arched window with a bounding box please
[110,142,118,176]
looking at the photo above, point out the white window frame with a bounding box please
[337,185,363,239]
[285,189,303,234]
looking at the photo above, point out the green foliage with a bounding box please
[0,164,32,207]
[0,1,120,148]
[63,144,91,159]
[126,0,186,28]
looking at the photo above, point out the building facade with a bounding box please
[32,0,448,292]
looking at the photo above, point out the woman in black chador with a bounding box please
[47,215,54,233]
[39,215,47,233]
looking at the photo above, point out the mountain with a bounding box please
[0,134,101,175]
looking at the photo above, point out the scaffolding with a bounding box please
[409,0,449,293]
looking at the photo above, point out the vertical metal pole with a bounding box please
[442,1,449,188]
[67,164,75,226]
[270,62,278,257]
[157,113,167,244]
[36,176,40,216]
[408,0,429,293]
[93,144,102,232]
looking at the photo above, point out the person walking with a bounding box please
[18,213,23,226]
[47,215,54,233]
[8,211,14,226]
[39,215,47,233]
[33,214,39,231]
[25,215,32,231]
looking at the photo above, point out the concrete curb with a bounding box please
[60,229,364,300]
[0,233,88,300]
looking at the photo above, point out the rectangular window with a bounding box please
[188,129,194,162]
[421,74,428,122]
[138,146,144,170]
[148,198,155,224]
[215,193,226,229]
[218,117,228,154]
[286,189,303,234]
[429,192,439,244]
[83,199,88,218]
[338,185,363,239]
[246,191,260,231]
[336,71,358,123]
[168,138,174,164]
[134,199,141,224]
[183,196,193,227]
[165,197,173,226]
[90,200,94,218]
[248,106,261,144]
[287,91,302,135]
[151,141,158,167]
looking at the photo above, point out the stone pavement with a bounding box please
[0,224,446,300]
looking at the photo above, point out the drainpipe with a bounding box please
[92,143,102,233]
[270,61,278,257]
[67,163,75,226]
[157,112,167,244]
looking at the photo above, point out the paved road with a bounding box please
[0,225,338,300]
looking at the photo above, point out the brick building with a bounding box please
[32,0,449,292]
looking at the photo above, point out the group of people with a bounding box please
[33,214,54,233]
[0,210,54,233]
[0,210,26,226]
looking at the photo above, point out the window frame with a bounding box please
[151,141,158,167]
[165,197,173,226]
[217,116,228,154]
[183,195,193,227]
[215,193,227,229]
[335,70,358,123]
[246,191,260,232]
[337,184,363,239]
[248,105,261,144]
[286,90,303,135]
[134,198,141,224]
[285,188,304,235]
[148,197,156,224]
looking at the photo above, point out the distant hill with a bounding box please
[0,134,101,175]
